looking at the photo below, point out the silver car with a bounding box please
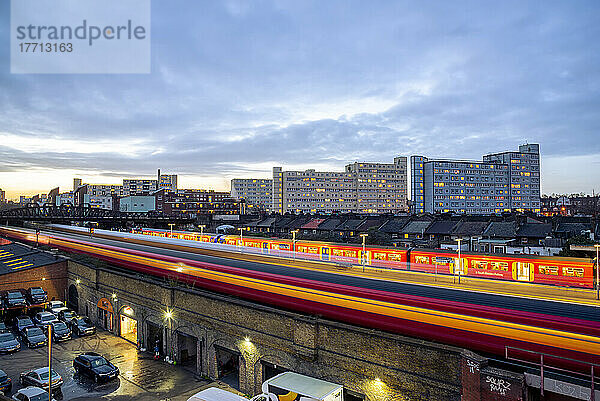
[12,386,57,401]
[19,367,63,391]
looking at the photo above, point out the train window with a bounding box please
[415,256,429,264]
[343,250,357,257]
[279,244,290,250]
[307,247,319,254]
[297,246,308,253]
[332,249,345,257]
[373,252,387,261]
[433,256,453,266]
[490,261,509,271]
[388,253,402,262]
[538,265,559,275]
[472,260,488,269]
[562,267,584,278]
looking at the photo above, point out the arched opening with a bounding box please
[68,284,79,313]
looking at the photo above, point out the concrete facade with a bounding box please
[65,257,534,401]
[411,144,541,215]
[272,157,408,215]
[231,178,273,212]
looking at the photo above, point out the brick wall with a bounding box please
[0,260,68,303]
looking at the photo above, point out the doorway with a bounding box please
[176,332,199,372]
[261,361,286,382]
[68,284,79,313]
[215,345,240,389]
[120,314,137,343]
[147,322,163,355]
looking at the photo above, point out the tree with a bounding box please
[558,235,596,257]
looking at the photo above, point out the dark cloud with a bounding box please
[0,0,598,194]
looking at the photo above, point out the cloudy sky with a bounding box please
[1,0,599,199]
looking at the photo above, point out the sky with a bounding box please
[1,0,599,200]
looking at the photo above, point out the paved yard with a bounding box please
[0,330,212,400]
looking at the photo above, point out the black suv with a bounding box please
[47,321,71,342]
[73,352,119,383]
[69,316,96,336]
[26,287,48,305]
[3,290,27,308]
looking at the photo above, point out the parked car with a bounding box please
[19,367,63,391]
[0,331,21,353]
[12,386,57,401]
[46,301,65,315]
[0,369,12,394]
[0,322,8,333]
[26,287,48,305]
[69,316,96,336]
[14,315,34,332]
[33,312,58,328]
[47,321,71,342]
[4,290,27,308]
[20,327,47,348]
[57,309,77,323]
[73,352,119,383]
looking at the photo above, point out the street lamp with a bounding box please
[595,244,600,300]
[359,233,368,272]
[291,230,299,260]
[168,223,176,238]
[47,324,53,399]
[455,238,463,284]
[198,224,206,241]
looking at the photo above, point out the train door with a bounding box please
[359,250,371,265]
[262,242,269,254]
[512,262,534,281]
[452,258,467,275]
[321,247,330,262]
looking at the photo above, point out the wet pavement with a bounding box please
[0,330,211,400]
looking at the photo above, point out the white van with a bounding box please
[251,372,343,401]
[187,387,249,401]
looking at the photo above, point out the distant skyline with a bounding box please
[1,1,599,199]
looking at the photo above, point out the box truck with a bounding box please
[250,372,343,401]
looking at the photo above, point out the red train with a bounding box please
[133,228,595,288]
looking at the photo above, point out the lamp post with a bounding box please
[163,309,173,362]
[47,324,52,399]
[360,233,368,272]
[291,230,299,260]
[456,238,463,284]
[595,244,600,300]
[168,223,176,238]
[198,224,206,241]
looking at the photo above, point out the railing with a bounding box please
[505,346,598,400]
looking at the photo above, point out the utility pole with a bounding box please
[48,324,52,398]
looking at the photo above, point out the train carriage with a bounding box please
[132,228,594,288]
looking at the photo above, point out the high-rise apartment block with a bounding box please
[411,144,541,215]
[157,169,178,192]
[230,179,273,211]
[73,178,82,191]
[123,179,158,196]
[271,157,408,214]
